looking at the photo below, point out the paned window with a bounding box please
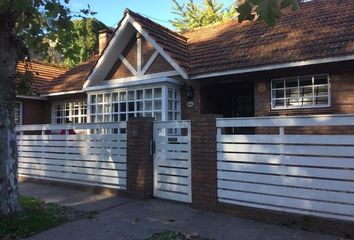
[271,74,330,109]
[53,101,87,124]
[89,86,180,122]
[15,102,22,125]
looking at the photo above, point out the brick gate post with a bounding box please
[191,114,220,210]
[126,117,154,199]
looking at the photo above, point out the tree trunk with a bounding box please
[0,20,22,216]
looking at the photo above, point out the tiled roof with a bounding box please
[38,57,98,95]
[29,0,354,95]
[16,61,67,95]
[126,9,190,72]
[183,0,354,75]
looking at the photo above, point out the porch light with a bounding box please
[186,85,194,99]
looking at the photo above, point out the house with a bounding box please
[15,0,354,232]
[16,0,354,126]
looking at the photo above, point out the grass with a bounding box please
[148,230,213,240]
[0,196,70,239]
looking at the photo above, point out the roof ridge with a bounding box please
[125,8,188,41]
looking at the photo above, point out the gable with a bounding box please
[84,13,188,90]
[105,58,134,80]
[103,31,176,81]
[146,54,174,74]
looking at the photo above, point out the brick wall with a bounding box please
[126,117,154,199]
[191,114,219,210]
[17,98,47,124]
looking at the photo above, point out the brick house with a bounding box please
[15,0,354,232]
[16,0,354,126]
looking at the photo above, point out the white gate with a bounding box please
[216,114,354,221]
[153,121,191,203]
[16,122,127,189]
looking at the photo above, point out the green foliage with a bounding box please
[17,71,34,95]
[53,18,107,67]
[237,0,299,27]
[0,196,68,238]
[170,0,238,31]
[0,0,97,64]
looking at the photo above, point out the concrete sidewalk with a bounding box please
[20,182,339,240]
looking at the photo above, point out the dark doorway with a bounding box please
[201,81,255,134]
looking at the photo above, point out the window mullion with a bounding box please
[161,86,167,121]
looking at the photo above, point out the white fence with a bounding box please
[153,121,192,203]
[16,122,127,189]
[216,114,354,221]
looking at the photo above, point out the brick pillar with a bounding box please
[126,117,154,199]
[191,114,220,210]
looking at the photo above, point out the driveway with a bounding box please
[20,182,339,240]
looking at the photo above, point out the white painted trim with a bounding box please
[141,51,159,75]
[83,15,131,89]
[191,55,354,80]
[270,74,331,110]
[119,54,138,75]
[137,36,142,73]
[15,101,23,125]
[16,95,47,100]
[100,70,178,86]
[84,76,182,92]
[40,90,83,97]
[127,16,188,79]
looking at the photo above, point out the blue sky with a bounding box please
[69,0,235,29]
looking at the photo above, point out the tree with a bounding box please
[0,0,93,216]
[171,0,237,31]
[59,18,107,67]
[237,0,300,26]
[34,18,107,67]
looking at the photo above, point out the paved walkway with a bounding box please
[20,182,339,240]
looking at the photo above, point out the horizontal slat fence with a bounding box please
[216,114,354,221]
[16,122,127,189]
[153,121,192,203]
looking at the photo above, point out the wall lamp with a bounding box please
[186,85,194,99]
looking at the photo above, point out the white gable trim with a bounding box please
[190,55,354,80]
[83,14,188,90]
[127,16,188,79]
[137,36,142,73]
[83,15,131,89]
[141,50,159,75]
[119,54,138,75]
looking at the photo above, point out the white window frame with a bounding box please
[271,74,331,110]
[87,83,181,123]
[51,100,87,124]
[15,101,23,125]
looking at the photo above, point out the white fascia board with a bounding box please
[16,95,47,100]
[84,76,182,92]
[190,55,354,80]
[40,90,83,97]
[128,17,189,80]
[83,15,131,89]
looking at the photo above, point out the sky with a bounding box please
[68,0,235,29]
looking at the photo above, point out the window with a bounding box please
[15,102,22,125]
[89,86,180,122]
[271,74,330,109]
[53,101,87,124]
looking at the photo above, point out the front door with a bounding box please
[223,82,255,134]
